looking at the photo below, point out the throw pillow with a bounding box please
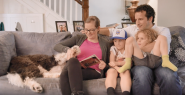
[169,33,185,68]
[0,32,17,76]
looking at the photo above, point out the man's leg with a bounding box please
[131,66,154,95]
[154,66,182,95]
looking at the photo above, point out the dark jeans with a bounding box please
[60,58,101,95]
[131,66,182,95]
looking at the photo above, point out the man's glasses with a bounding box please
[84,28,97,33]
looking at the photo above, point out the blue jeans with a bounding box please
[131,66,182,95]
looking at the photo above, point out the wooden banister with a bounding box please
[75,0,89,21]
[75,0,82,5]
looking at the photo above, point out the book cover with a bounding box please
[80,54,100,69]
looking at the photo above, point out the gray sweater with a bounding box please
[54,34,110,77]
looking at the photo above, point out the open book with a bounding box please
[80,54,100,69]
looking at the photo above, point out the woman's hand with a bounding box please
[109,61,117,67]
[66,49,76,60]
[99,60,106,70]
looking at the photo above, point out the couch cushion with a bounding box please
[0,31,17,76]
[12,32,72,56]
[168,26,185,68]
[169,33,185,67]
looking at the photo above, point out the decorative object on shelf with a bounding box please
[122,15,130,22]
[55,21,68,32]
[126,0,139,22]
[121,22,135,28]
[73,21,84,32]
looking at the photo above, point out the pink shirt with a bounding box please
[77,39,102,73]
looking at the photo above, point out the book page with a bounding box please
[80,54,100,69]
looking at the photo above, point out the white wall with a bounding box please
[1,0,185,30]
[157,0,185,28]
[148,0,158,25]
[89,0,125,27]
[0,0,31,14]
[89,0,148,28]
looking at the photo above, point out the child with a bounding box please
[118,29,178,73]
[105,29,131,95]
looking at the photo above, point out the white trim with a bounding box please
[16,0,38,13]
[49,0,51,9]
[75,1,78,20]
[54,0,56,12]
[59,0,62,16]
[70,0,72,23]
[64,0,67,20]
[43,0,46,5]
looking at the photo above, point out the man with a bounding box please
[99,4,182,95]
[59,25,67,32]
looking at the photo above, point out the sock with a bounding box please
[107,87,116,95]
[162,55,178,71]
[118,58,131,73]
[122,91,130,95]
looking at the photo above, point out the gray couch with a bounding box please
[0,26,185,95]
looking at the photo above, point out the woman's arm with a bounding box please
[54,35,78,53]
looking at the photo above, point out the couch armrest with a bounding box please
[0,31,17,76]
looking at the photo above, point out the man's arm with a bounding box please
[99,23,119,36]
[99,27,110,36]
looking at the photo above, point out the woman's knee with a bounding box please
[67,58,80,66]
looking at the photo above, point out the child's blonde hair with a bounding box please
[135,29,158,43]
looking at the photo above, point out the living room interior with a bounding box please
[0,0,185,33]
[0,0,185,95]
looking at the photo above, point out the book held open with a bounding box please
[80,54,100,69]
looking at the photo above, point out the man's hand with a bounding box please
[99,60,106,70]
[112,23,119,28]
[66,49,76,60]
[109,61,117,67]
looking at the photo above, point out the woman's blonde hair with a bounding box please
[85,16,100,28]
[135,29,158,43]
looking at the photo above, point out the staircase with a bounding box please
[16,0,82,33]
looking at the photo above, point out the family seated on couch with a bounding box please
[54,4,182,95]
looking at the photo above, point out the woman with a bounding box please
[54,16,110,95]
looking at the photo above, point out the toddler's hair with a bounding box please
[135,29,158,43]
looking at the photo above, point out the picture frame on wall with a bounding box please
[73,21,84,32]
[55,21,68,32]
[121,22,135,28]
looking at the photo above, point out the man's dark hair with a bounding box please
[135,4,155,23]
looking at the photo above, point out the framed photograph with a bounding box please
[73,21,84,32]
[55,21,68,32]
[121,22,135,28]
